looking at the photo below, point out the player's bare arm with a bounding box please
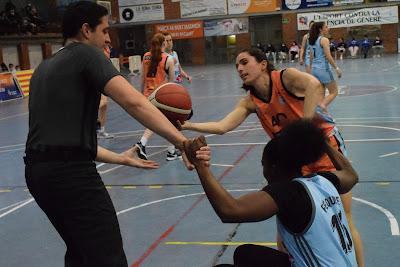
[185,137,278,223]
[282,68,324,118]
[180,96,256,134]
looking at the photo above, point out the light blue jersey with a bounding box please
[311,36,335,84]
[277,175,357,267]
[169,50,182,83]
[310,36,330,69]
[305,34,311,66]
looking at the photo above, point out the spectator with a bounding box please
[372,36,384,58]
[256,42,264,52]
[278,42,289,62]
[348,37,359,58]
[337,37,347,60]
[8,63,16,75]
[265,43,276,63]
[1,62,9,72]
[360,35,371,59]
[5,8,22,34]
[289,41,299,62]
[329,38,337,59]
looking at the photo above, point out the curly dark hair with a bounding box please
[262,119,327,172]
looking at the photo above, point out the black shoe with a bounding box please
[166,149,182,161]
[135,142,148,160]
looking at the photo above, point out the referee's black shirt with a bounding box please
[26,42,120,159]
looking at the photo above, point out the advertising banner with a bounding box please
[333,0,363,6]
[297,6,399,30]
[118,0,162,6]
[155,21,204,39]
[119,3,164,23]
[0,72,23,102]
[204,17,249,37]
[283,0,332,10]
[228,0,276,14]
[15,69,33,96]
[180,0,227,18]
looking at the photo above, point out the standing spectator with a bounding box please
[265,43,276,63]
[337,38,347,60]
[5,8,22,34]
[289,41,299,62]
[278,42,289,62]
[372,36,384,58]
[348,37,359,58]
[360,35,371,59]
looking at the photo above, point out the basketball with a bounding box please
[148,83,192,127]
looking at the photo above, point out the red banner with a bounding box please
[154,20,204,39]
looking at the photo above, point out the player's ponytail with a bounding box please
[309,21,325,46]
[148,33,165,77]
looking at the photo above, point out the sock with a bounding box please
[140,137,148,146]
[99,126,105,133]
[167,145,175,153]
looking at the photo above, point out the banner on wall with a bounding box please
[119,3,164,23]
[118,0,162,6]
[283,0,332,10]
[228,0,276,14]
[155,21,204,39]
[180,0,227,18]
[333,0,364,6]
[0,73,23,102]
[297,6,399,30]
[204,17,249,37]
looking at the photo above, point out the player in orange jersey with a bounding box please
[131,33,177,161]
[178,47,364,267]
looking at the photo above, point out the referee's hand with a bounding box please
[121,148,160,169]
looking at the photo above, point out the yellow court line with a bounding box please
[123,186,137,189]
[375,182,390,186]
[165,241,277,246]
[149,186,163,189]
[105,186,112,189]
[0,189,12,193]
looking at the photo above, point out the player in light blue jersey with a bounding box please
[309,21,342,111]
[299,20,314,74]
[163,32,192,84]
[184,120,359,267]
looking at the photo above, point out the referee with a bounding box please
[24,1,191,266]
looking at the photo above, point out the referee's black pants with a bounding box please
[25,160,128,267]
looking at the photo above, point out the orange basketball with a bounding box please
[148,83,192,126]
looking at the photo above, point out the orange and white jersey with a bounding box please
[142,51,169,97]
[250,70,336,138]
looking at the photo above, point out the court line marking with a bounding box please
[165,241,277,246]
[129,146,255,267]
[352,197,399,236]
[337,85,398,98]
[97,124,400,173]
[0,198,34,219]
[379,152,399,158]
[0,112,28,121]
[0,198,32,212]
[117,189,398,237]
[1,121,399,152]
